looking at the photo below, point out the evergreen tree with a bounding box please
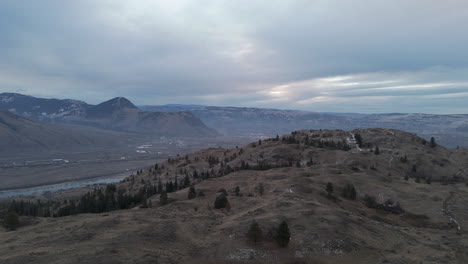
[234,186,240,196]
[184,175,191,188]
[374,146,380,155]
[275,221,290,247]
[256,183,264,196]
[426,177,432,184]
[430,137,436,148]
[326,182,334,197]
[341,183,357,200]
[157,180,163,193]
[214,194,229,209]
[160,191,168,206]
[355,134,363,148]
[140,197,148,208]
[3,211,20,231]
[188,185,197,200]
[247,221,263,243]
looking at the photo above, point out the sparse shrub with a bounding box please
[341,183,357,200]
[214,194,229,209]
[247,221,263,243]
[197,190,205,197]
[3,211,20,231]
[160,191,168,206]
[415,176,421,183]
[275,221,291,247]
[404,174,409,181]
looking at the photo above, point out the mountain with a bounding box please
[142,104,468,147]
[0,93,218,137]
[1,128,467,263]
[0,109,134,157]
[0,93,89,120]
[86,97,138,119]
[83,97,218,136]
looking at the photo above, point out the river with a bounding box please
[0,176,126,198]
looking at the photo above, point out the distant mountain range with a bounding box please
[0,93,217,137]
[2,93,468,147]
[141,104,468,148]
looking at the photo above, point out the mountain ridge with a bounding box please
[0,93,217,137]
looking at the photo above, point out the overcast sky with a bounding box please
[1,0,468,113]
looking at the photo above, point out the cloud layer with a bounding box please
[1,0,467,113]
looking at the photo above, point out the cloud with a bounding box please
[0,0,467,113]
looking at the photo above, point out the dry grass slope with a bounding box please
[1,128,468,264]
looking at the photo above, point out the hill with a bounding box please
[1,128,467,263]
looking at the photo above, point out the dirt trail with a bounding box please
[442,192,461,231]
[347,133,362,152]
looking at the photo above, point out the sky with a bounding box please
[1,0,468,114]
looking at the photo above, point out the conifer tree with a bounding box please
[188,185,197,200]
[374,146,380,155]
[3,211,20,231]
[326,182,334,197]
[160,191,168,205]
[275,221,290,247]
[256,183,264,196]
[234,186,240,196]
[214,194,229,209]
[247,221,263,243]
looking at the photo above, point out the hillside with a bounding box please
[0,109,136,157]
[0,94,218,137]
[1,128,467,263]
[142,104,468,148]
